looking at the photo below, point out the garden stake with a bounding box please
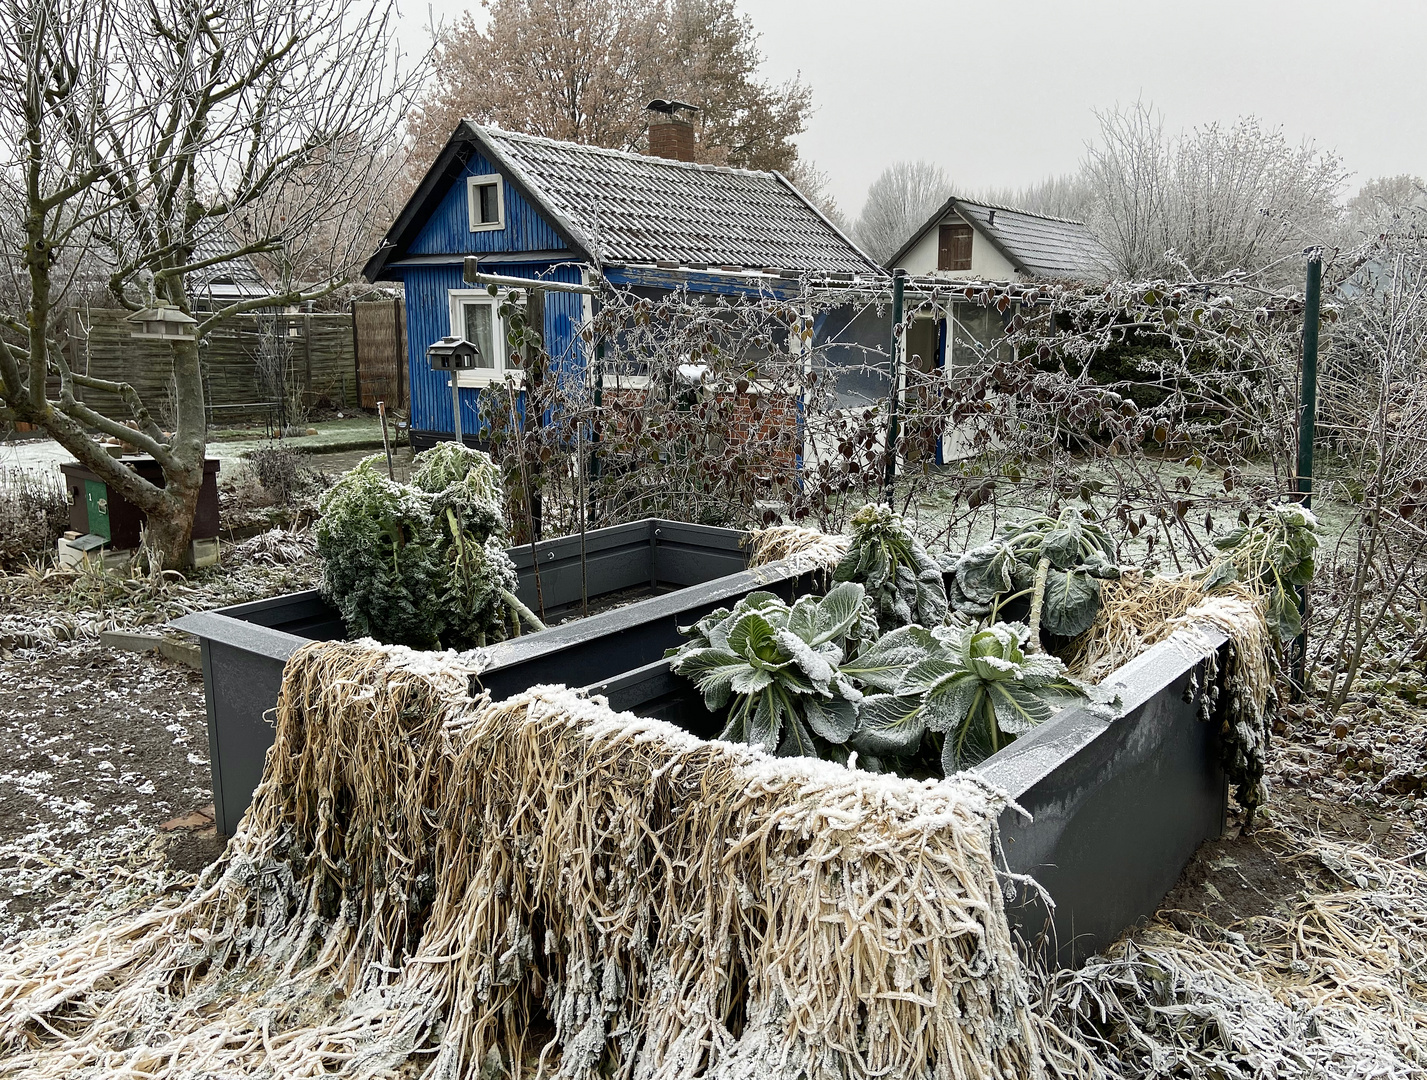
[377,399,395,479]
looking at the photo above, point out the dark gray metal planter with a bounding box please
[174,519,809,836]
[588,629,1231,968]
[977,630,1229,966]
[178,517,1229,962]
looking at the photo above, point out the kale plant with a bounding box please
[666,582,869,758]
[1203,502,1318,641]
[952,507,1120,638]
[833,503,948,632]
[850,621,1100,772]
[317,446,522,650]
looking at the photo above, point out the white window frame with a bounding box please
[466,174,505,232]
[448,289,524,387]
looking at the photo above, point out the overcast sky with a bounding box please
[399,0,1427,216]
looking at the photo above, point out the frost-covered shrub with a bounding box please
[317,446,518,649]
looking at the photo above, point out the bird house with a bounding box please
[126,303,198,340]
[426,336,483,371]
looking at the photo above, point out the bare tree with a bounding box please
[851,160,956,264]
[1341,174,1427,243]
[408,0,812,177]
[0,0,417,569]
[1083,102,1346,282]
[974,173,1096,223]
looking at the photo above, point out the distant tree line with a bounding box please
[848,101,1419,280]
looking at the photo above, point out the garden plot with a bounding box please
[0,639,211,948]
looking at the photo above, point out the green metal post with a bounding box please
[883,268,906,504]
[1292,251,1322,699]
[1296,252,1321,507]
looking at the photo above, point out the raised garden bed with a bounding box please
[174,518,811,835]
[178,520,1231,962]
[582,627,1229,966]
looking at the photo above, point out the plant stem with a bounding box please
[502,588,546,632]
[1027,556,1051,650]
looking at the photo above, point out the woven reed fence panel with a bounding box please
[353,298,407,410]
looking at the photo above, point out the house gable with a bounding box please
[402,151,572,260]
[896,210,1019,280]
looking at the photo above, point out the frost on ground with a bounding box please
[0,539,322,948]
[0,640,214,947]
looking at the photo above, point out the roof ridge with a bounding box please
[469,122,786,182]
[955,197,1089,226]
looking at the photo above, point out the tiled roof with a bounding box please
[953,201,1109,280]
[888,197,1110,281]
[474,125,879,276]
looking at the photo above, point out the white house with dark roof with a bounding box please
[364,120,880,447]
[887,197,1109,282]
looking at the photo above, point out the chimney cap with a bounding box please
[647,99,699,116]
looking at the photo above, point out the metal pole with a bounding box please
[882,268,906,504]
[378,400,395,480]
[1295,251,1322,508]
[449,370,462,445]
[1292,250,1322,698]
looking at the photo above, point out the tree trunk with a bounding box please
[143,484,202,570]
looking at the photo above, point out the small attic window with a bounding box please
[467,174,504,232]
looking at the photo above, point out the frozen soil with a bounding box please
[0,639,222,947]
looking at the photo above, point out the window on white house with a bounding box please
[467,174,505,232]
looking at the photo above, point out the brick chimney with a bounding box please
[647,102,698,162]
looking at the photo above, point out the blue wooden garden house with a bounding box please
[362,120,881,449]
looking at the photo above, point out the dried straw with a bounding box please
[1062,574,1278,817]
[0,638,1069,1079]
[1042,831,1427,1078]
[744,524,849,575]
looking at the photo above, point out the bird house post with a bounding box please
[426,336,482,443]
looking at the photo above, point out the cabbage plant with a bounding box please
[833,503,948,631]
[952,507,1120,637]
[1203,503,1318,641]
[850,621,1098,772]
[317,445,525,650]
[667,582,869,757]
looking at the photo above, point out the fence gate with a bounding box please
[354,299,407,411]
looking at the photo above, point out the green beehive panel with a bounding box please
[84,479,111,541]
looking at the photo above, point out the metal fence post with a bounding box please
[883,268,906,504]
[1292,249,1322,697]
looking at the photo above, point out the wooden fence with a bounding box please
[353,298,408,411]
[66,308,360,425]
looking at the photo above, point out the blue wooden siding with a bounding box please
[407,151,569,257]
[403,262,587,436]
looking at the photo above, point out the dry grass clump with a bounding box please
[0,639,1078,1079]
[744,523,849,573]
[1065,573,1277,818]
[1043,831,1427,1078]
